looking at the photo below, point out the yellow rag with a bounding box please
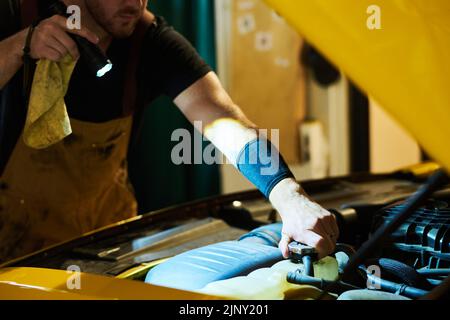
[23,55,77,149]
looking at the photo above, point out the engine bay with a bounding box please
[2,171,449,299]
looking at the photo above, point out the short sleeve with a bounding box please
[0,0,20,41]
[141,17,212,100]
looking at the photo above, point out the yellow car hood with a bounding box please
[264,0,450,172]
[0,267,217,300]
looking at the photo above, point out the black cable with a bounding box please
[365,273,429,299]
[287,273,360,295]
[318,169,449,299]
[418,269,450,276]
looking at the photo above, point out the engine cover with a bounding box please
[373,200,450,268]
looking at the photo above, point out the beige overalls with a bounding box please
[0,116,138,262]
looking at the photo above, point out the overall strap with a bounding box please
[122,11,157,116]
[20,0,40,103]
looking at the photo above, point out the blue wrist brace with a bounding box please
[236,138,295,198]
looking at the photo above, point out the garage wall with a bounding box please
[217,0,307,164]
[216,0,313,194]
[370,100,421,173]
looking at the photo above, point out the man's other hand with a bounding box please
[30,15,99,62]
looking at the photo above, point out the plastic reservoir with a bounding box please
[197,257,338,300]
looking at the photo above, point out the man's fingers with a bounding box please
[31,15,99,61]
[318,216,338,249]
[319,217,335,238]
[330,214,340,239]
[278,233,290,259]
[316,210,340,242]
[309,217,331,242]
[51,30,80,60]
[46,35,69,58]
[294,217,335,257]
[66,26,100,44]
[52,15,99,44]
[318,220,336,252]
[280,227,335,260]
[43,47,64,62]
[297,230,334,259]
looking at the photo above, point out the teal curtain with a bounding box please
[128,0,221,214]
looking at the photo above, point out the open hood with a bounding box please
[264,0,450,172]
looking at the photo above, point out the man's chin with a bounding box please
[107,20,140,38]
[109,27,137,39]
[111,31,134,39]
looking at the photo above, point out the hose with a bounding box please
[365,273,429,299]
[371,258,432,289]
[418,269,450,277]
[287,272,360,295]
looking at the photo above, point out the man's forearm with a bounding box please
[203,112,258,166]
[0,29,28,89]
[175,72,298,198]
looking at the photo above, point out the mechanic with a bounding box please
[0,0,339,263]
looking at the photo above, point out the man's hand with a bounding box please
[30,15,99,62]
[269,178,339,259]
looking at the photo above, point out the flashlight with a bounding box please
[48,1,113,78]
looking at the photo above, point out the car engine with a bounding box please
[3,171,449,300]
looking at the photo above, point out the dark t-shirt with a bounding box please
[0,14,212,173]
[66,16,211,122]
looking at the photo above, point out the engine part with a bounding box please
[319,169,449,299]
[364,271,429,299]
[238,223,282,247]
[145,241,282,291]
[418,268,450,276]
[365,258,432,290]
[288,242,318,277]
[373,200,450,268]
[286,272,359,295]
[198,258,339,300]
[338,289,411,300]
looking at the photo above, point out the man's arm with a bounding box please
[0,15,99,89]
[174,71,339,259]
[0,29,27,89]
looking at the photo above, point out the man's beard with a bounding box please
[85,1,143,38]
